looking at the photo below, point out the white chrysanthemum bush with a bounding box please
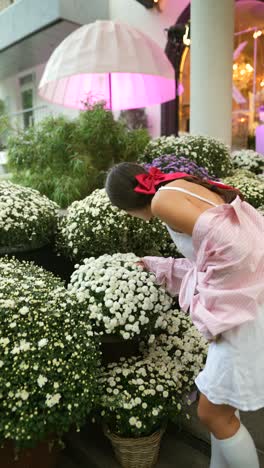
[146,309,208,395]
[56,189,178,261]
[0,257,100,449]
[97,309,208,437]
[0,181,58,252]
[223,169,264,208]
[138,135,233,178]
[231,149,264,175]
[257,205,264,215]
[68,253,174,340]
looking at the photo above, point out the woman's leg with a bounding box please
[198,393,259,468]
[210,433,228,468]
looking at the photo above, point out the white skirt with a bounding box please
[195,302,264,411]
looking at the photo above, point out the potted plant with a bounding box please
[223,169,264,208]
[56,189,179,261]
[98,308,208,468]
[231,149,264,175]
[0,181,58,254]
[0,257,101,467]
[0,180,76,281]
[144,154,219,180]
[139,134,233,178]
[68,253,175,362]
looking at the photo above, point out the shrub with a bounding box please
[0,257,100,448]
[68,253,174,339]
[223,170,264,208]
[8,116,92,208]
[0,181,58,251]
[144,154,219,180]
[56,189,178,261]
[7,104,150,208]
[231,149,264,175]
[97,308,207,437]
[139,135,233,178]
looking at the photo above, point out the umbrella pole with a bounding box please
[108,73,112,110]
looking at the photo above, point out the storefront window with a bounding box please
[179,1,264,149]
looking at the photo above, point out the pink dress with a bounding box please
[143,188,264,410]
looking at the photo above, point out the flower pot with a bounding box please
[104,426,166,468]
[0,243,75,284]
[0,440,60,468]
[101,334,141,365]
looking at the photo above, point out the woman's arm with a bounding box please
[141,256,194,296]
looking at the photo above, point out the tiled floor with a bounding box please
[58,425,210,468]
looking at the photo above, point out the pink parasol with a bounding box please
[38,20,175,110]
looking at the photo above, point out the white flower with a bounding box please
[0,360,4,368]
[19,306,29,315]
[37,375,48,388]
[45,393,61,408]
[129,417,136,426]
[20,390,29,401]
[122,332,130,340]
[156,385,164,392]
[38,338,48,348]
[136,421,142,429]
[19,340,30,352]
[0,337,10,347]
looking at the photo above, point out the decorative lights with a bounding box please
[253,30,263,39]
[233,62,254,83]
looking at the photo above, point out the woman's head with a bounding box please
[105,162,154,219]
[105,161,243,219]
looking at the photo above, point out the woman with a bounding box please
[105,162,264,468]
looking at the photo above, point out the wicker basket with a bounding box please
[104,426,166,468]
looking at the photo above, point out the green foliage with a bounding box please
[0,101,9,150]
[7,104,150,208]
[0,99,5,115]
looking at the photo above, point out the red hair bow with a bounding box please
[134,167,191,194]
[134,167,235,194]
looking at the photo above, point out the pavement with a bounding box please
[58,423,210,468]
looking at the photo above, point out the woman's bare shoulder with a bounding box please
[151,188,203,236]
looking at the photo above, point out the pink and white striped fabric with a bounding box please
[143,197,264,340]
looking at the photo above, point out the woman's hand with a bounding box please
[136,260,146,268]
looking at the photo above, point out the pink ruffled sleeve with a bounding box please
[142,256,194,297]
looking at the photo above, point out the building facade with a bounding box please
[0,0,263,146]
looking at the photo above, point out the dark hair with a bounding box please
[105,162,243,210]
